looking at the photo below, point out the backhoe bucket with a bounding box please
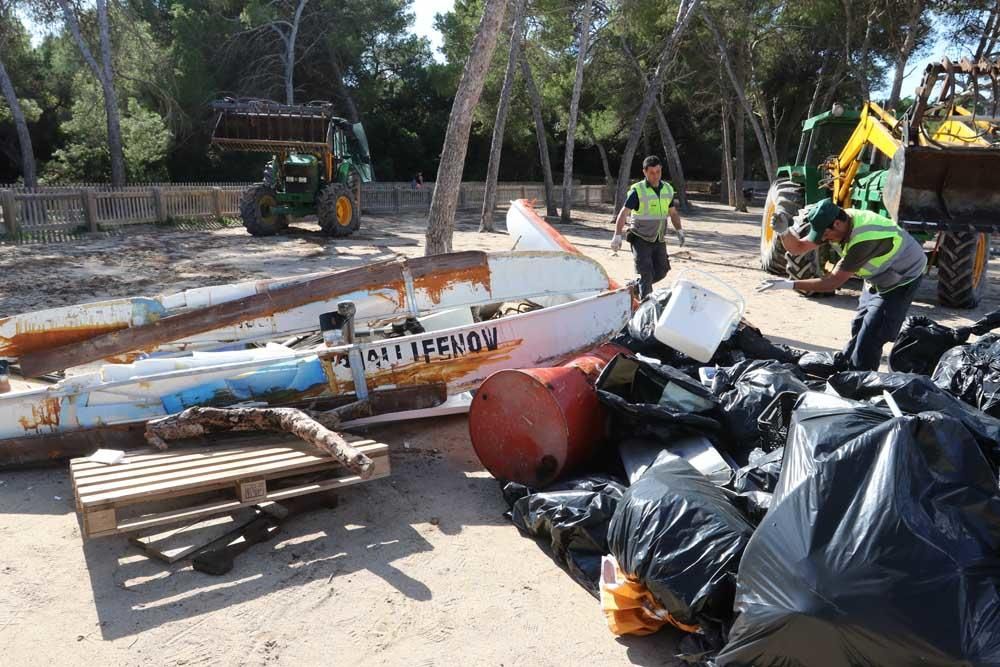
[884,145,1000,232]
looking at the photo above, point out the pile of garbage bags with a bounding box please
[719,391,1000,665]
[498,295,1000,664]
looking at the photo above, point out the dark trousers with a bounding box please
[630,236,670,298]
[841,277,922,371]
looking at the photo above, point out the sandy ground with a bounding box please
[0,201,996,667]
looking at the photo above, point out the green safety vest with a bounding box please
[627,180,675,242]
[835,208,927,292]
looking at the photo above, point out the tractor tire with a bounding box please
[937,230,991,308]
[759,179,803,275]
[784,214,836,298]
[317,183,360,237]
[240,184,287,237]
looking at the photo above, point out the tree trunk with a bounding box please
[559,0,593,223]
[620,41,690,212]
[733,100,746,212]
[596,141,612,186]
[0,57,36,187]
[520,54,558,217]
[976,2,1000,60]
[58,0,126,186]
[144,406,374,478]
[720,98,734,206]
[795,49,832,165]
[285,0,309,104]
[329,49,360,123]
[653,103,689,212]
[96,0,125,186]
[613,0,701,212]
[702,8,775,181]
[425,0,509,255]
[480,0,526,233]
[888,0,926,109]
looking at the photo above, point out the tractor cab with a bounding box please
[776,108,861,205]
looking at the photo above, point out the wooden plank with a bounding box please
[70,435,377,475]
[18,251,489,377]
[78,443,387,508]
[89,456,390,537]
[84,508,117,535]
[1,190,17,235]
[237,479,268,502]
[129,507,260,563]
[76,440,385,498]
[74,448,315,487]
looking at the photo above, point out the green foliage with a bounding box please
[43,77,172,182]
[2,0,993,186]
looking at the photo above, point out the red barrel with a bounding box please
[468,343,627,487]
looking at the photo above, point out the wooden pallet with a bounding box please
[70,433,390,539]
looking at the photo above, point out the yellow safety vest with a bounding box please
[628,180,675,242]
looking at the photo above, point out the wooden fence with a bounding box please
[0,181,613,236]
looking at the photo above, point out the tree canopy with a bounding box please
[0,0,996,186]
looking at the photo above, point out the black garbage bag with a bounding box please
[717,393,1000,666]
[505,475,627,596]
[725,447,784,525]
[889,315,971,375]
[890,308,1000,375]
[723,322,805,365]
[596,353,723,442]
[607,454,755,630]
[797,350,845,379]
[932,334,1000,419]
[829,370,1000,462]
[711,360,808,464]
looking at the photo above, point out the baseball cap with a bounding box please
[805,198,841,243]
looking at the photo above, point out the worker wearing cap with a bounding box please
[610,155,685,298]
[757,198,927,371]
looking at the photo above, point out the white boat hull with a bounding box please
[0,289,631,440]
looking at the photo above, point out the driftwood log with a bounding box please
[144,404,375,478]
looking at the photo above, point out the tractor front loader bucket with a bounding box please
[883,145,1000,234]
[210,100,331,153]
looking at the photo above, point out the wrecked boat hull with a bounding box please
[0,289,632,447]
[2,251,613,370]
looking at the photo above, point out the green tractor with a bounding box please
[760,58,1000,308]
[210,99,374,237]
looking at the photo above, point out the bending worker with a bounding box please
[611,155,685,298]
[757,198,926,371]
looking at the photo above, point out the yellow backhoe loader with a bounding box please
[760,57,1000,307]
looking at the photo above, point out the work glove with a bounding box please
[611,234,623,252]
[755,278,794,293]
[677,229,686,247]
[771,212,791,235]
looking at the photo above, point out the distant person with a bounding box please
[610,155,686,298]
[756,198,926,371]
[412,172,424,189]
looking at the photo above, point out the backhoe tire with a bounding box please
[240,184,287,237]
[317,183,360,237]
[759,179,803,275]
[937,230,991,308]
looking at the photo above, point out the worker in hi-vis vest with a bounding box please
[757,198,927,371]
[611,155,685,298]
